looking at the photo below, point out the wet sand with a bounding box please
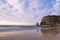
[0,28,60,40]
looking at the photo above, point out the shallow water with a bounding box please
[0,26,60,40]
[0,26,40,31]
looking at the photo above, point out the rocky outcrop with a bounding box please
[40,15,60,27]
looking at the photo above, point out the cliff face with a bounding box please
[40,15,60,26]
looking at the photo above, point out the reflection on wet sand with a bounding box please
[0,27,60,40]
[41,27,59,35]
[40,27,60,40]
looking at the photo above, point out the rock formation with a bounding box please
[40,15,60,27]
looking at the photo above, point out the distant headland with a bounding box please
[36,15,60,27]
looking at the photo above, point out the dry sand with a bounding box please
[0,29,60,40]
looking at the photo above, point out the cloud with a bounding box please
[56,0,60,2]
[51,0,60,15]
[0,0,7,4]
[0,0,56,25]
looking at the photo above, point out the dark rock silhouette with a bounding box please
[36,23,39,26]
[40,15,60,27]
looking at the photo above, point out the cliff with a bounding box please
[40,15,60,27]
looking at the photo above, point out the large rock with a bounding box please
[40,15,60,27]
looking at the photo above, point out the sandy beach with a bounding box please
[0,28,60,40]
[0,30,41,40]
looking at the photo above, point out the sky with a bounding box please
[0,0,60,25]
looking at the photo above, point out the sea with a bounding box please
[0,26,41,31]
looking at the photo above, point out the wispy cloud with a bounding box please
[51,0,60,15]
[0,0,57,25]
